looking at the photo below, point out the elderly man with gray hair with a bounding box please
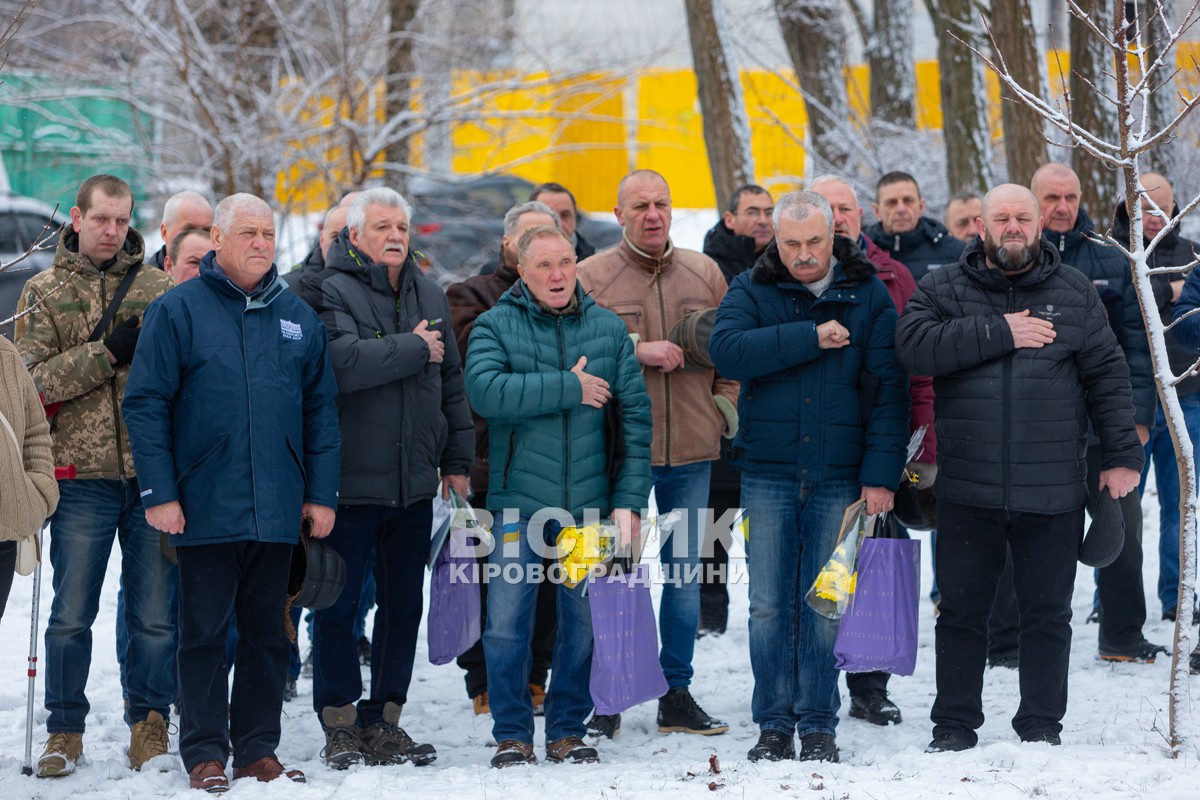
[310,186,475,770]
[124,192,341,790]
[146,190,212,270]
[710,191,910,764]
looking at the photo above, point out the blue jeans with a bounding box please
[484,516,593,745]
[45,479,176,732]
[651,461,710,688]
[313,502,431,724]
[1140,396,1200,615]
[742,473,858,737]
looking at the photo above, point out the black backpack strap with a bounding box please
[87,262,142,342]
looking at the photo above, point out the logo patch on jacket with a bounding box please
[280,320,303,341]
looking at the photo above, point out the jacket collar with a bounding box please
[620,232,674,272]
[493,244,520,285]
[868,216,952,255]
[199,251,285,306]
[326,229,420,294]
[503,279,593,319]
[1042,207,1099,252]
[54,227,146,276]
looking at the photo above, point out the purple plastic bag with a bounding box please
[589,562,669,715]
[833,537,920,676]
[427,529,481,666]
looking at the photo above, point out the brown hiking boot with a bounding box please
[188,760,229,793]
[358,702,437,766]
[473,692,490,715]
[37,732,83,778]
[546,736,599,764]
[490,739,536,768]
[232,755,306,783]
[130,710,172,771]
[530,684,547,716]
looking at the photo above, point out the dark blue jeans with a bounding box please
[742,473,858,737]
[1140,396,1200,615]
[484,515,593,745]
[176,541,292,771]
[45,478,176,732]
[312,501,431,725]
[651,461,710,688]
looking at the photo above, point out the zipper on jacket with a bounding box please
[557,316,571,512]
[396,291,407,508]
[242,296,260,538]
[1058,233,1065,252]
[654,264,671,461]
[503,430,516,489]
[1003,285,1015,510]
[101,270,127,480]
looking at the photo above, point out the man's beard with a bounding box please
[984,233,1038,273]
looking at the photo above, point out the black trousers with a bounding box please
[456,491,556,698]
[177,541,292,771]
[1085,445,1148,649]
[986,551,1020,663]
[932,499,1082,743]
[0,540,15,622]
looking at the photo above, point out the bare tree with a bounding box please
[845,0,916,129]
[685,0,756,212]
[975,0,1200,752]
[774,0,854,173]
[991,0,1048,184]
[925,0,996,192]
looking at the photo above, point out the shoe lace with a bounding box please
[137,719,170,755]
[45,732,75,754]
[673,689,707,718]
[322,727,360,757]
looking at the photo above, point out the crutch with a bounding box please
[21,531,42,776]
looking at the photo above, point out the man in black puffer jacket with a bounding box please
[311,187,475,769]
[897,184,1144,752]
[1031,162,1162,663]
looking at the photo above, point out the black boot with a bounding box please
[587,712,622,739]
[798,732,838,762]
[319,705,365,770]
[747,730,794,762]
[848,688,902,725]
[656,687,728,735]
[358,702,437,766]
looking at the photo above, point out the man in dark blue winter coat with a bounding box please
[311,187,475,769]
[865,171,965,283]
[897,184,1144,752]
[710,191,909,765]
[1030,162,1163,663]
[124,193,341,791]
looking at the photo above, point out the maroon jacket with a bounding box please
[864,236,937,464]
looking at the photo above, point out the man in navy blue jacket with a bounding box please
[124,193,341,792]
[710,191,909,765]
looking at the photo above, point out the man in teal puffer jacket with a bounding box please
[465,226,652,768]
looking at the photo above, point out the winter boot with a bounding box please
[188,760,229,793]
[530,684,547,716]
[37,732,83,778]
[491,739,536,768]
[473,692,490,715]
[1099,638,1168,663]
[926,729,976,753]
[129,710,173,771]
[747,730,794,762]
[657,687,728,735]
[848,689,902,725]
[320,705,364,770]
[546,736,599,764]
[798,732,839,762]
[587,712,621,739]
[358,702,437,766]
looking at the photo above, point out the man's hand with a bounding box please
[1005,309,1057,349]
[861,486,894,516]
[1136,423,1149,446]
[441,473,469,500]
[413,320,445,364]
[611,507,641,555]
[571,356,611,408]
[816,320,850,350]
[1098,467,1141,499]
[146,501,185,534]
[303,503,336,539]
[103,316,142,366]
[636,340,685,372]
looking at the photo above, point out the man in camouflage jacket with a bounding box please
[15,174,177,779]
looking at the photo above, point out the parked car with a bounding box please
[407,174,621,286]
[0,193,69,340]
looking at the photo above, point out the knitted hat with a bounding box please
[1080,491,1125,568]
[667,307,718,373]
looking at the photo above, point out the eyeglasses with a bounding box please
[738,207,774,219]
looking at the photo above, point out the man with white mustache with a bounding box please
[309,187,474,769]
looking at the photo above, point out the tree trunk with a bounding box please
[991,0,1048,185]
[385,0,421,193]
[926,0,994,193]
[1143,2,1180,178]
[684,0,756,212]
[867,0,915,128]
[1069,0,1119,225]
[775,0,853,173]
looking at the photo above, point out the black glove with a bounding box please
[104,316,141,365]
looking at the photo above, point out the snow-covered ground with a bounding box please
[0,471,1197,800]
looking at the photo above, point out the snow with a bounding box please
[0,475,1197,799]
